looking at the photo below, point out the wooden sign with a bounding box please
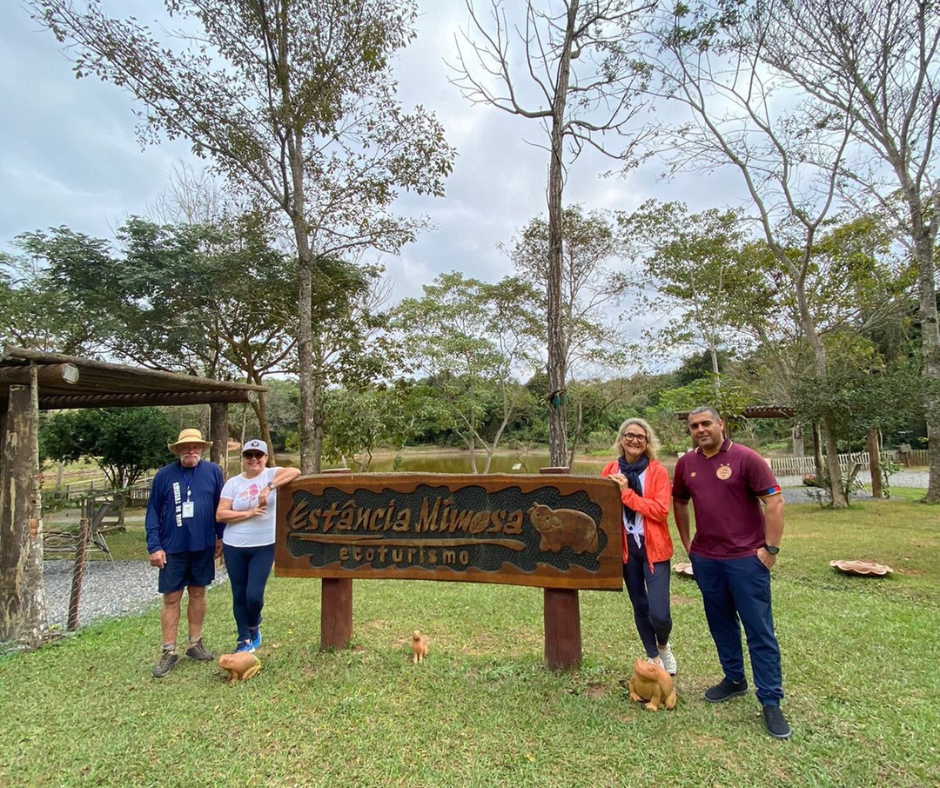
[275,473,623,590]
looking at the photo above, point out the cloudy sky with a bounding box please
[0,2,744,319]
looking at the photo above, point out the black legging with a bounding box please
[622,533,672,658]
[223,542,275,643]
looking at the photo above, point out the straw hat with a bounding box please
[167,428,213,455]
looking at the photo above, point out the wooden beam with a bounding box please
[2,345,264,395]
[0,363,80,386]
[37,390,257,410]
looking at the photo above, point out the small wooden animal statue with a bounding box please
[411,630,429,664]
[219,651,261,684]
[628,658,677,711]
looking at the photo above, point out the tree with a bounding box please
[32,0,455,474]
[40,407,177,490]
[0,245,113,355]
[644,3,872,505]
[15,217,296,451]
[452,0,653,467]
[306,257,398,471]
[506,205,636,462]
[734,0,940,502]
[394,272,543,472]
[619,200,773,399]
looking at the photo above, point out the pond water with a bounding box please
[323,450,608,476]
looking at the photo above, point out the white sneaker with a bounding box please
[659,642,677,675]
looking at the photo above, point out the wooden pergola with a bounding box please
[0,344,266,645]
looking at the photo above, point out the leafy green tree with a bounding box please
[306,258,398,471]
[31,0,455,474]
[737,0,940,501]
[0,245,113,354]
[394,272,543,472]
[15,217,295,450]
[641,2,928,505]
[620,200,774,400]
[40,407,177,490]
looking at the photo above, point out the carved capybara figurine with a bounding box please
[527,503,599,554]
[412,630,429,664]
[219,652,261,684]
[628,658,677,711]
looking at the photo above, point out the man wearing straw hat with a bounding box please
[145,428,225,678]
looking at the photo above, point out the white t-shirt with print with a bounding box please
[220,467,279,548]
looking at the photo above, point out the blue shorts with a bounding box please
[158,548,216,594]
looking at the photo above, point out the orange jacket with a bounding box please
[601,459,674,568]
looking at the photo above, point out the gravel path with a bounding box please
[42,470,928,631]
[777,470,928,504]
[43,559,228,631]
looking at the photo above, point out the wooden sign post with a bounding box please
[275,472,623,666]
[539,466,580,669]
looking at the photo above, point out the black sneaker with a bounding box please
[762,705,792,739]
[703,677,749,702]
[152,648,179,678]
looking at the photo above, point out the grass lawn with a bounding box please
[2,492,939,787]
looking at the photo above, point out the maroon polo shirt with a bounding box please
[672,440,782,559]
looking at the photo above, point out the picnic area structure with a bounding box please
[0,344,266,644]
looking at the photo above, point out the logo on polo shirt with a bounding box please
[716,464,733,480]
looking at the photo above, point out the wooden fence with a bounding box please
[767,449,928,477]
[42,476,153,509]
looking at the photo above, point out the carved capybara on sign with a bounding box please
[527,503,599,554]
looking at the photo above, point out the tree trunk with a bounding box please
[812,421,823,480]
[545,0,579,469]
[209,403,229,478]
[867,428,883,499]
[709,338,721,400]
[797,270,848,508]
[297,252,316,475]
[912,234,940,502]
[792,424,804,458]
[249,391,275,467]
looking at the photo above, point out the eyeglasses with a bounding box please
[620,432,648,443]
[243,452,266,460]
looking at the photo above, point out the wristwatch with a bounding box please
[764,543,780,555]
[267,482,276,491]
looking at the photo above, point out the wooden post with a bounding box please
[67,518,91,632]
[540,466,582,670]
[0,376,46,645]
[320,469,353,650]
[209,403,229,477]
[868,428,884,499]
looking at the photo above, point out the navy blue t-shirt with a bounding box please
[145,460,224,554]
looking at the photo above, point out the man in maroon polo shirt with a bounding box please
[672,406,790,739]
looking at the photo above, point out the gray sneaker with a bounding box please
[185,638,214,662]
[152,648,179,678]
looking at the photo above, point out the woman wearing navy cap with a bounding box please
[216,440,300,653]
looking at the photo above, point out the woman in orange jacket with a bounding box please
[601,417,677,675]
